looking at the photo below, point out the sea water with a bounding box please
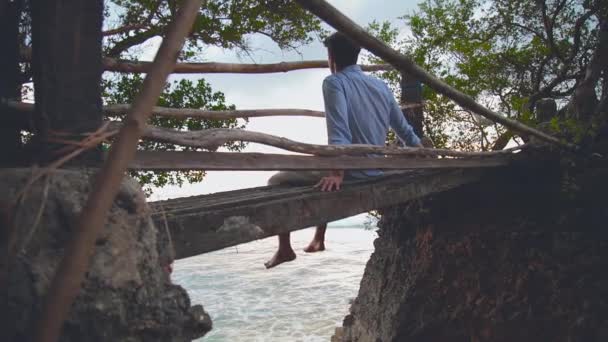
[173,227,377,342]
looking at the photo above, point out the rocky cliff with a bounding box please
[337,161,608,342]
[3,168,211,341]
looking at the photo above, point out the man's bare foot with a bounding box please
[304,240,325,253]
[264,249,296,269]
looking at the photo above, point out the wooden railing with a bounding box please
[11,101,424,120]
[103,59,392,74]
[130,151,518,171]
[8,99,526,172]
[20,47,391,74]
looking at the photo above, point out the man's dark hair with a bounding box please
[323,32,361,70]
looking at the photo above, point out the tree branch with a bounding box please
[106,27,162,57]
[105,105,326,119]
[529,7,599,106]
[533,55,553,94]
[8,100,413,120]
[102,23,148,36]
[510,22,545,41]
[105,122,526,158]
[20,47,391,74]
[540,0,564,61]
[491,131,514,151]
[569,19,608,121]
[102,58,392,73]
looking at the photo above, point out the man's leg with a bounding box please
[264,233,297,269]
[304,223,327,253]
[264,171,323,268]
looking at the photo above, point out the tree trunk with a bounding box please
[400,72,424,139]
[30,0,104,164]
[0,0,24,166]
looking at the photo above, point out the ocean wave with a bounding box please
[173,228,376,341]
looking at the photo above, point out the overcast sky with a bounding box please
[144,1,421,224]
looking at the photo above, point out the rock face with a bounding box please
[338,164,608,342]
[3,168,211,341]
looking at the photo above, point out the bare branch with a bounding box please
[533,55,553,95]
[20,46,391,74]
[105,27,161,57]
[567,8,598,63]
[491,131,514,151]
[105,122,526,158]
[11,101,422,121]
[550,0,570,25]
[540,0,564,61]
[102,23,148,36]
[102,58,392,73]
[568,19,608,121]
[105,105,326,119]
[529,8,599,105]
[510,22,545,41]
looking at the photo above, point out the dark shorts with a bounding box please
[267,171,326,186]
[266,170,405,186]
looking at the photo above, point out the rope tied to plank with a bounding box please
[15,122,116,202]
[43,122,115,159]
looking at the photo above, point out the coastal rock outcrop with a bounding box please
[3,168,211,341]
[337,163,608,342]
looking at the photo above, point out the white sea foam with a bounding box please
[173,227,376,342]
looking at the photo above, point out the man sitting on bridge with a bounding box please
[264,32,423,269]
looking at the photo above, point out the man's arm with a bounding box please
[323,77,351,145]
[388,96,423,147]
[317,77,350,191]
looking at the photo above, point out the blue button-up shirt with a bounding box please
[323,65,421,178]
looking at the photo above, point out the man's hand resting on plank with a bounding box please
[315,170,344,192]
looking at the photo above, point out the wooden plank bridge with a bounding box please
[149,166,501,260]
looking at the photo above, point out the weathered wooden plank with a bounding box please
[130,151,512,171]
[11,101,419,120]
[20,48,391,74]
[10,101,325,119]
[150,169,488,259]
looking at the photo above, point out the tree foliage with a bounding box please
[365,0,606,151]
[103,74,245,194]
[103,0,323,58]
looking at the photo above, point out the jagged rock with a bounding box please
[337,164,608,342]
[3,168,211,341]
